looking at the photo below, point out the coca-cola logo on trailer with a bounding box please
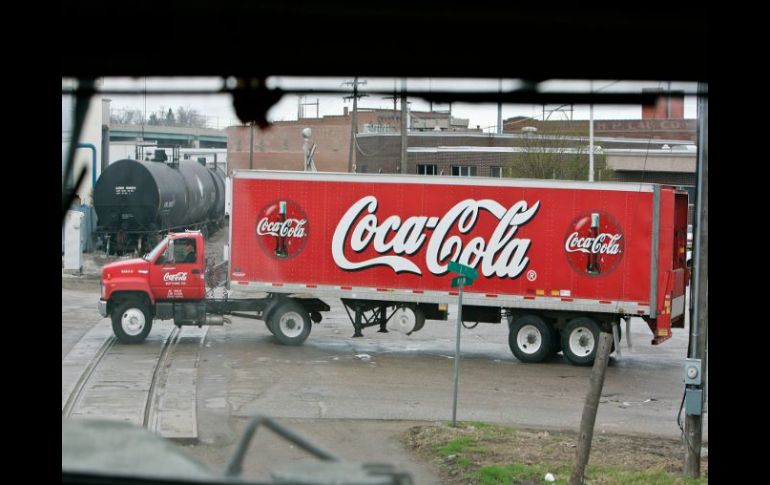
[564,211,624,277]
[256,200,309,260]
[332,196,540,279]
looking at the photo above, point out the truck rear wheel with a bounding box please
[561,317,601,366]
[508,314,554,363]
[269,301,311,346]
[111,300,152,344]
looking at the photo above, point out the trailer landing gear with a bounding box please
[341,300,425,338]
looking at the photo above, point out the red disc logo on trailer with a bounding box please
[564,211,624,277]
[255,200,309,260]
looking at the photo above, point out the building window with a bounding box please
[358,165,368,173]
[490,166,513,178]
[417,164,437,175]
[451,165,477,177]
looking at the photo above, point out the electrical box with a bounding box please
[683,358,702,385]
[685,388,703,416]
[64,210,84,274]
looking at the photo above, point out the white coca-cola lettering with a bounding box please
[332,196,540,278]
[164,272,188,282]
[256,218,308,238]
[564,232,623,254]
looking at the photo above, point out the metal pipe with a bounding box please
[451,284,463,427]
[76,143,98,191]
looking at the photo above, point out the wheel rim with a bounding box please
[278,311,305,338]
[121,308,146,336]
[568,326,595,356]
[516,324,543,354]
[388,307,416,333]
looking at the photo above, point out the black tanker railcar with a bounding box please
[94,158,226,254]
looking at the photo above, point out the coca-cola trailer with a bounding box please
[98,171,689,365]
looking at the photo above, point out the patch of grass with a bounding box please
[437,436,475,456]
[464,464,708,485]
[475,464,513,484]
[402,424,708,485]
[468,421,492,429]
[474,463,707,485]
[476,463,563,484]
[586,465,708,484]
[456,457,473,468]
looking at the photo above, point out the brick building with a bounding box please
[226,109,472,174]
[227,93,698,216]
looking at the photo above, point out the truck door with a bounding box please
[149,237,205,301]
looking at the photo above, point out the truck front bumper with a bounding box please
[98,299,108,318]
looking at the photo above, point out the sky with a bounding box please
[100,77,700,132]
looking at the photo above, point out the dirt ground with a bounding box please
[401,422,708,484]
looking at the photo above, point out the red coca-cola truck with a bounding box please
[98,171,689,365]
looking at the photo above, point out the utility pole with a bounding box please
[589,81,594,182]
[248,122,254,170]
[342,78,367,173]
[570,330,614,485]
[497,78,503,134]
[382,80,399,132]
[684,81,708,478]
[400,79,408,174]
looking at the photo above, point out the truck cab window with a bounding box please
[176,238,196,263]
[156,240,175,265]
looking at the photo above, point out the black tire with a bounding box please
[508,314,554,363]
[561,317,601,366]
[407,305,426,334]
[268,301,311,345]
[111,300,153,344]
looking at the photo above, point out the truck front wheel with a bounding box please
[508,314,554,363]
[561,317,601,366]
[269,302,311,346]
[111,300,153,344]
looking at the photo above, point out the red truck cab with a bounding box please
[98,232,206,342]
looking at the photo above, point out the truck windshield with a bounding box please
[144,236,170,262]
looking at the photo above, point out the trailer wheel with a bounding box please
[111,300,153,344]
[508,314,554,363]
[269,301,311,346]
[411,305,426,333]
[561,317,601,366]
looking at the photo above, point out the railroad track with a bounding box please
[61,320,208,441]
